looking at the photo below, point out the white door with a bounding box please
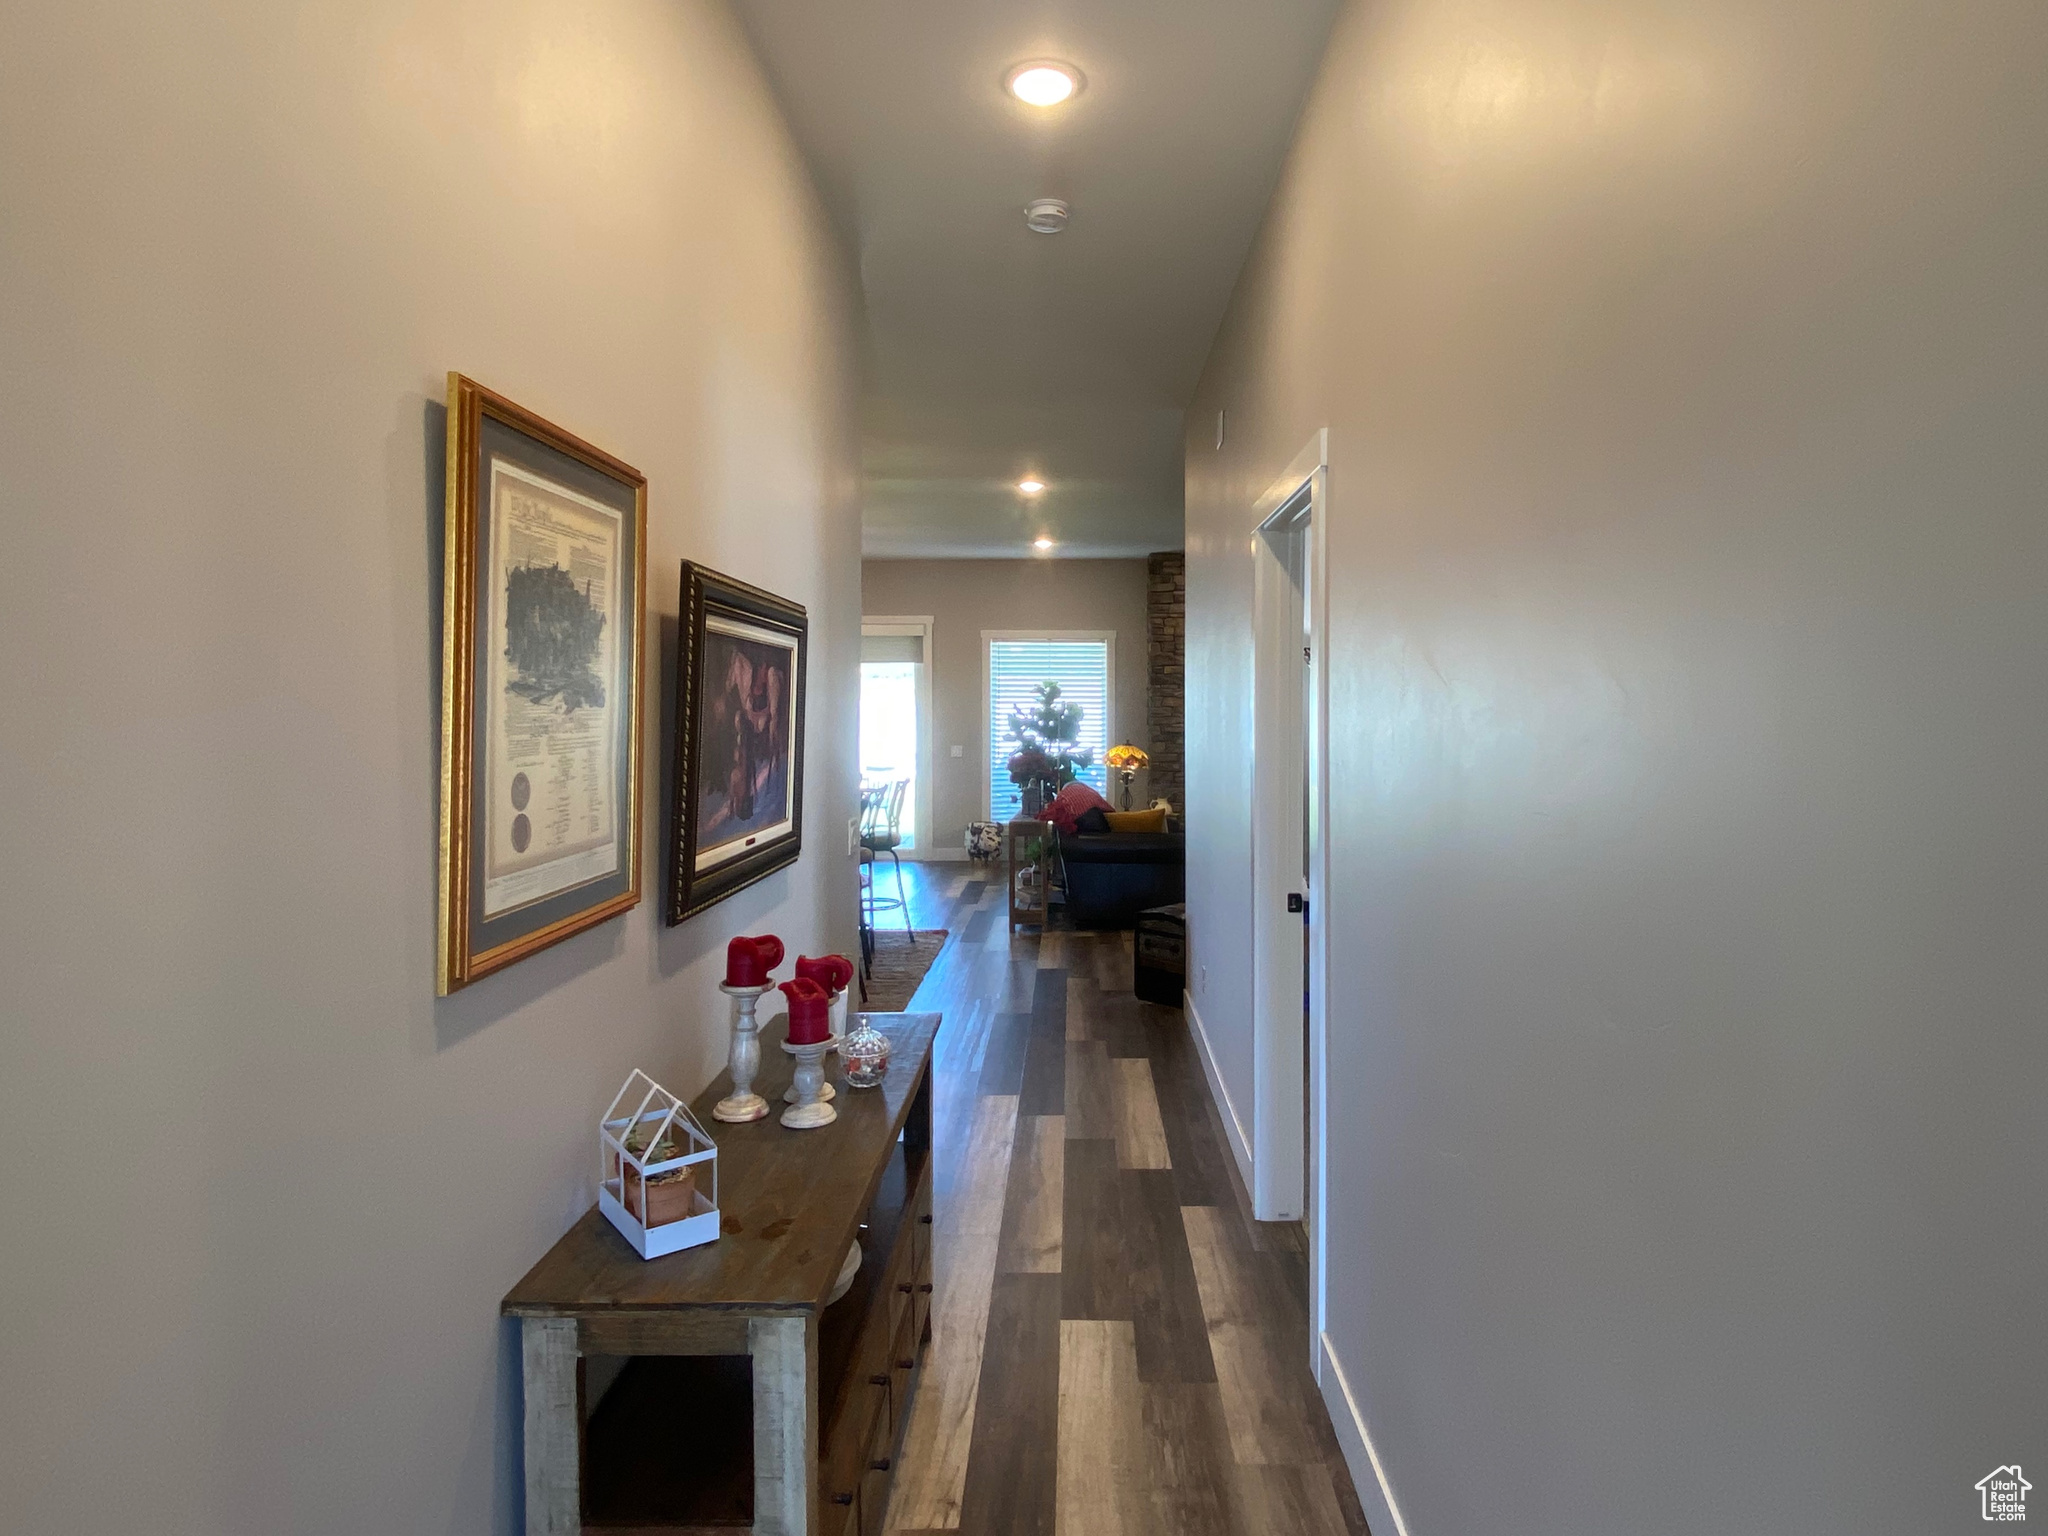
[1250,432,1331,1355]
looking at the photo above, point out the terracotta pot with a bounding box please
[622,1162,698,1227]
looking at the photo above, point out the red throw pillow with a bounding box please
[1042,780,1112,833]
[1060,780,1113,814]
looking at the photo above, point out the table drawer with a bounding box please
[888,1293,919,1414]
[858,1398,898,1536]
[885,1188,928,1340]
[910,1173,934,1344]
[821,1334,892,1526]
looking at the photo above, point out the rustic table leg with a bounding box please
[521,1317,582,1535]
[749,1313,817,1535]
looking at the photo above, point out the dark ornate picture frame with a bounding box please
[668,563,808,923]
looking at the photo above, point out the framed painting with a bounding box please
[669,563,808,923]
[437,374,646,994]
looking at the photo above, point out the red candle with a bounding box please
[795,954,853,996]
[779,978,831,1045]
[725,934,785,988]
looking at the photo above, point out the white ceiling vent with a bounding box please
[1024,198,1070,234]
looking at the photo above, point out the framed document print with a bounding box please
[669,564,808,923]
[438,374,646,994]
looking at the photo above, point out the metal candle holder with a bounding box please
[713,981,774,1123]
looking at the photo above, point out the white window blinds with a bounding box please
[988,636,1111,821]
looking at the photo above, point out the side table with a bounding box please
[1005,816,1051,930]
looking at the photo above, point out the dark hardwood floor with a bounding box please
[875,861,1369,1536]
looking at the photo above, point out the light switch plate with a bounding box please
[846,816,857,857]
[950,744,963,758]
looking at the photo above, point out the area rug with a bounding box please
[862,929,948,1012]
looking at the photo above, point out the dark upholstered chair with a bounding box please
[1056,822,1185,928]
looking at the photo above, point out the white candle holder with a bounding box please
[786,985,847,1103]
[713,981,774,1123]
[780,1036,837,1129]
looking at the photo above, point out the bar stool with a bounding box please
[860,778,913,941]
[855,783,884,979]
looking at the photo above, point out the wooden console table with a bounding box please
[503,1012,941,1536]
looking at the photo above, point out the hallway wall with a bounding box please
[863,558,1152,854]
[0,2,859,1532]
[1184,1,2048,1532]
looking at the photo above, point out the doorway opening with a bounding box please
[1250,431,1330,1352]
[860,618,932,852]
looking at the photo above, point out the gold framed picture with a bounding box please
[438,374,647,994]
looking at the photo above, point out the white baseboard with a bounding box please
[1319,1333,1412,1536]
[1184,991,1255,1197]
[899,847,968,863]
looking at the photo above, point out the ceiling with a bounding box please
[730,0,1342,558]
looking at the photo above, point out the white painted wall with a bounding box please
[0,2,859,1531]
[1186,1,2048,1530]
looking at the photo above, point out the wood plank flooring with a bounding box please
[876,864,1370,1536]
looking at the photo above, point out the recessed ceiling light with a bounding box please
[1018,478,1046,495]
[1006,61,1081,108]
[1033,537,1055,550]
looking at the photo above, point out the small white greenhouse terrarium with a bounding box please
[598,1069,719,1259]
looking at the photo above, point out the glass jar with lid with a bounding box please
[840,1018,891,1089]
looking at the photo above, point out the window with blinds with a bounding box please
[987,635,1112,822]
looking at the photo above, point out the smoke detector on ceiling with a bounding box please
[1024,198,1070,234]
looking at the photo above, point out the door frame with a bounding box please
[861,615,934,853]
[1249,431,1331,1349]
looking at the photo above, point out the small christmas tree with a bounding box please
[1005,680,1094,794]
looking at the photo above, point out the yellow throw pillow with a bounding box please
[1103,807,1168,834]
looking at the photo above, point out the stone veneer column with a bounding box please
[1145,551,1185,813]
